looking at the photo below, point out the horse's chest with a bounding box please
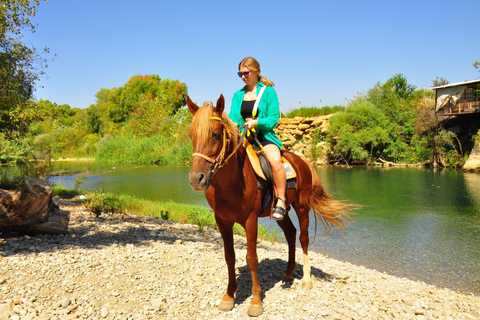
[205,187,260,222]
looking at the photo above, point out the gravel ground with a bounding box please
[1,201,479,320]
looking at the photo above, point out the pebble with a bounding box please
[0,201,479,319]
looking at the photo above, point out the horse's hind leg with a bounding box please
[296,205,313,289]
[276,214,297,281]
[215,216,237,311]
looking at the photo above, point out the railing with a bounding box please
[436,89,480,116]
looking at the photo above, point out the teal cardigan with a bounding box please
[229,82,282,148]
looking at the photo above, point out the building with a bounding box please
[432,80,480,170]
[433,80,480,117]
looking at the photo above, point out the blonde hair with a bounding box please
[238,57,275,87]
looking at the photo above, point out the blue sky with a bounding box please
[24,0,480,113]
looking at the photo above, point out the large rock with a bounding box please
[463,130,480,171]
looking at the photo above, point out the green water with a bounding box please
[38,163,480,295]
[310,167,480,295]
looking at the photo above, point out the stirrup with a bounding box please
[272,198,286,221]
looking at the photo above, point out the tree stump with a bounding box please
[0,179,70,234]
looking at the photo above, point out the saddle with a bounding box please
[244,142,297,190]
[244,141,297,216]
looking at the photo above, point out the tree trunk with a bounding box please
[0,179,70,234]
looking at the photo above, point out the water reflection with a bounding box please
[39,163,480,295]
[464,172,480,208]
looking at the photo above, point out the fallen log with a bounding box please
[0,178,70,234]
[378,157,405,167]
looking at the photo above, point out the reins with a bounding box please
[192,115,248,177]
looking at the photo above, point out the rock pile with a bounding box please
[275,115,332,164]
[275,116,331,148]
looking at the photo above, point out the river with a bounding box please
[29,162,480,295]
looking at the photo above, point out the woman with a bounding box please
[229,57,286,220]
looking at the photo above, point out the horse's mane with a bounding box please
[189,103,239,146]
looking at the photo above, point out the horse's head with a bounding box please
[187,94,238,191]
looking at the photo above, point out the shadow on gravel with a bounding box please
[233,258,335,306]
[0,211,340,302]
[0,213,219,257]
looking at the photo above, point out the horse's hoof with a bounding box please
[281,274,294,282]
[302,279,313,290]
[247,304,263,317]
[218,299,235,311]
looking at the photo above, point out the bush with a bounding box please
[82,189,121,217]
[95,134,192,165]
[308,128,325,160]
[0,172,25,190]
[327,101,391,163]
[0,133,31,164]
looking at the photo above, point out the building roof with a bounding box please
[431,79,480,90]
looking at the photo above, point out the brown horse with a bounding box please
[187,94,355,317]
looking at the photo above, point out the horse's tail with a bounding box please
[305,161,359,235]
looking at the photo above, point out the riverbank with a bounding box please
[1,201,479,319]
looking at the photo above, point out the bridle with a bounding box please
[192,115,247,177]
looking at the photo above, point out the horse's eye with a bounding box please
[212,131,221,140]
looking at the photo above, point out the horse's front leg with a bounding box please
[215,215,237,311]
[244,216,263,317]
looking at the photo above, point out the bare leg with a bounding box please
[264,144,286,213]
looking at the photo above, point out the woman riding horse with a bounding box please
[187,94,356,317]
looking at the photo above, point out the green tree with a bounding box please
[120,74,187,117]
[27,100,99,159]
[368,73,417,120]
[325,74,440,164]
[432,76,449,87]
[85,104,103,134]
[0,0,50,136]
[384,73,416,100]
[327,101,391,163]
[89,74,187,137]
[126,94,170,137]
[367,74,420,161]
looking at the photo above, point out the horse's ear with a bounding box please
[186,95,199,115]
[215,94,225,114]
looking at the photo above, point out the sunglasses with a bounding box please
[237,71,250,78]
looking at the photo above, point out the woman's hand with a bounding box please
[245,119,258,130]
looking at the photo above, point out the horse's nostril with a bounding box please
[189,171,210,191]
